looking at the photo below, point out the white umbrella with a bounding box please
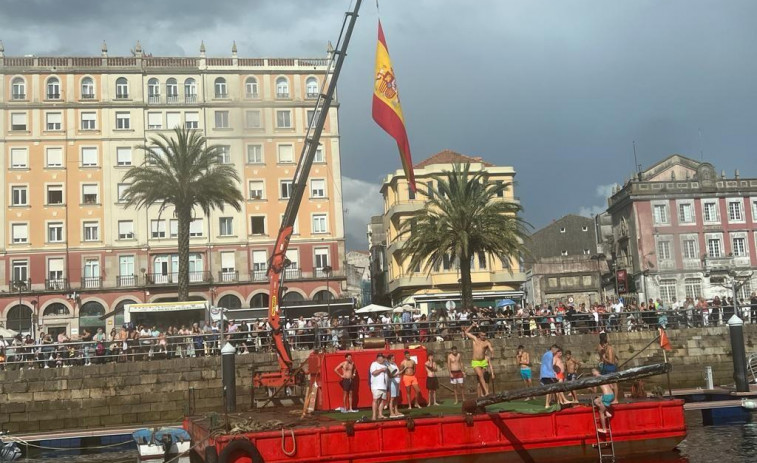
[393,305,419,313]
[0,327,18,338]
[355,304,392,314]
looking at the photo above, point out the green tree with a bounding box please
[400,163,530,309]
[122,127,243,301]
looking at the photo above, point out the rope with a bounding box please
[2,435,133,451]
[281,428,296,457]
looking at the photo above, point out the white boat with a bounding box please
[132,427,191,462]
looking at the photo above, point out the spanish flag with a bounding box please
[372,20,416,192]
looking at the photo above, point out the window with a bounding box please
[169,220,178,238]
[81,77,94,98]
[184,78,197,99]
[408,186,416,200]
[166,78,178,99]
[166,112,180,129]
[753,200,757,222]
[245,77,258,98]
[305,77,318,98]
[707,238,722,258]
[495,180,505,198]
[185,112,199,129]
[278,144,294,163]
[47,185,64,205]
[276,77,289,98]
[251,216,266,235]
[147,112,162,129]
[559,227,566,233]
[12,261,28,283]
[47,222,64,242]
[280,180,293,199]
[151,220,166,238]
[10,148,28,168]
[11,224,28,244]
[83,259,100,284]
[245,110,261,129]
[214,111,229,129]
[81,112,96,130]
[249,180,264,199]
[276,110,291,128]
[315,247,329,269]
[653,204,669,224]
[477,251,487,269]
[118,220,134,239]
[46,147,63,167]
[252,250,267,276]
[733,237,748,257]
[46,112,62,131]
[115,112,130,129]
[83,222,99,241]
[311,179,326,198]
[561,250,568,256]
[81,147,98,166]
[46,77,61,99]
[703,201,719,222]
[682,239,698,259]
[312,214,327,234]
[11,186,27,206]
[190,219,203,237]
[314,145,325,163]
[116,77,129,98]
[582,226,589,231]
[247,145,263,163]
[220,251,236,274]
[678,203,694,224]
[216,145,231,164]
[82,184,99,205]
[728,200,744,222]
[659,279,677,305]
[657,240,672,260]
[307,109,321,127]
[147,78,160,100]
[11,112,27,131]
[116,147,132,166]
[219,217,233,236]
[119,255,135,281]
[117,183,129,202]
[11,77,25,99]
[684,278,703,300]
[48,259,65,287]
[583,249,591,255]
[214,77,227,98]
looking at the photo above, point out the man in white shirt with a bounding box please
[370,353,388,420]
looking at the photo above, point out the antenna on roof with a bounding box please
[633,141,641,180]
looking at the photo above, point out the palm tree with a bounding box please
[400,163,530,310]
[122,127,244,301]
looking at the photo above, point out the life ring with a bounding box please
[219,439,264,463]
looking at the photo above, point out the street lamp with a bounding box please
[322,265,333,319]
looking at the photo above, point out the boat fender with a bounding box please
[742,399,757,410]
[405,417,415,432]
[219,439,264,463]
[344,422,355,437]
[205,445,219,463]
[464,414,475,427]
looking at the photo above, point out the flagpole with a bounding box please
[663,349,673,398]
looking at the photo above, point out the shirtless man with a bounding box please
[464,322,494,397]
[564,350,581,402]
[516,345,532,387]
[592,368,614,433]
[552,348,572,405]
[447,346,465,404]
[425,352,440,407]
[399,350,423,409]
[598,337,619,403]
[334,353,356,412]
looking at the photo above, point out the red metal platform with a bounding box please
[185,399,686,463]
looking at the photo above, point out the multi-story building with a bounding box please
[524,214,606,307]
[378,150,526,313]
[606,154,757,304]
[0,42,347,337]
[367,215,389,306]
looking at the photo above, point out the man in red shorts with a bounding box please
[447,346,465,404]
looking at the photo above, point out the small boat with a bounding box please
[132,427,191,462]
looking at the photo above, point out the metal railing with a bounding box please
[166,95,179,104]
[145,271,211,285]
[117,275,138,287]
[9,279,32,292]
[185,95,197,104]
[284,268,301,280]
[251,270,268,282]
[81,277,102,289]
[45,278,68,291]
[218,271,239,283]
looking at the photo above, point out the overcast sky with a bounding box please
[4,0,756,250]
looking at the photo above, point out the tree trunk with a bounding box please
[177,207,191,301]
[459,252,473,310]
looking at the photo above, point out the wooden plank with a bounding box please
[683,400,743,411]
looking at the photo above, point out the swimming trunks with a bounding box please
[601,393,615,407]
[402,375,419,388]
[340,378,353,392]
[450,370,464,384]
[426,377,439,391]
[601,363,617,374]
[471,359,489,369]
[520,368,532,380]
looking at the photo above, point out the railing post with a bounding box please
[222,341,237,413]
[728,314,750,392]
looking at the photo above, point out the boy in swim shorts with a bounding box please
[592,368,615,432]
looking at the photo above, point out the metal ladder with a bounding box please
[592,395,616,463]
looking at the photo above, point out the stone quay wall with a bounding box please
[1,325,754,434]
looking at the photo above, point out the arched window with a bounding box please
[6,305,32,333]
[184,78,197,101]
[79,301,105,332]
[275,77,289,98]
[81,77,95,99]
[114,299,138,328]
[245,77,258,98]
[214,77,227,98]
[218,294,242,310]
[43,303,70,317]
[166,78,178,99]
[250,293,269,308]
[46,77,61,100]
[11,77,26,100]
[312,290,334,302]
[305,77,318,98]
[116,77,129,99]
[147,78,160,100]
[282,291,304,303]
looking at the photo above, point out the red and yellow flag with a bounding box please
[372,20,416,192]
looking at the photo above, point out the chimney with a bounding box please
[735,169,740,179]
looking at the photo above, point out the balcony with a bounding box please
[146,271,211,285]
[306,92,319,99]
[45,278,68,291]
[246,92,259,99]
[313,268,333,278]
[185,95,197,104]
[284,268,301,280]
[46,93,61,100]
[115,93,129,99]
[386,237,407,255]
[214,93,228,99]
[9,279,32,292]
[166,95,179,104]
[117,275,138,287]
[218,270,239,283]
[251,270,268,282]
[385,201,423,217]
[12,93,26,100]
[81,277,102,289]
[388,274,432,292]
[81,93,95,100]
[276,92,290,99]
[148,95,161,104]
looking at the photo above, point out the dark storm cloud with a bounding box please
[3,0,756,249]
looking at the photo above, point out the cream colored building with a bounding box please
[379,150,525,313]
[0,42,347,336]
